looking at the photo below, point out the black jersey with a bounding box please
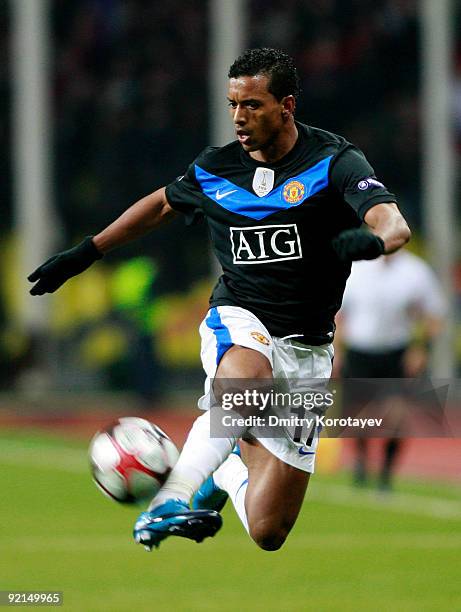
[165,122,396,344]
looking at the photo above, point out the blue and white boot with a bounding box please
[192,475,229,512]
[133,499,222,551]
[192,445,241,512]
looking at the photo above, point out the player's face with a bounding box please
[227,75,290,155]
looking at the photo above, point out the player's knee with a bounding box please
[249,520,289,551]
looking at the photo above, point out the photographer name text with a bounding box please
[221,414,383,429]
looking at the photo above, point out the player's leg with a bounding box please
[205,436,310,551]
[152,344,271,507]
[197,345,310,550]
[152,309,272,503]
[241,438,309,550]
[133,404,246,549]
[134,344,272,549]
[200,339,331,550]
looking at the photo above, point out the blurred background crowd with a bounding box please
[0,0,460,400]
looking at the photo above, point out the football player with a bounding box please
[29,48,410,550]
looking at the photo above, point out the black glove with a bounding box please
[28,236,103,295]
[332,228,385,262]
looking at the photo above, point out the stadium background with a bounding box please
[0,1,460,610]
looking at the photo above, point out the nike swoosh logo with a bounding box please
[216,189,237,200]
[298,447,315,455]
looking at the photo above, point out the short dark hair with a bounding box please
[228,48,301,101]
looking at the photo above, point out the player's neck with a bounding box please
[249,123,299,164]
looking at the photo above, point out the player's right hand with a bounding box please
[28,236,103,295]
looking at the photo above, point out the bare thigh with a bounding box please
[215,344,273,379]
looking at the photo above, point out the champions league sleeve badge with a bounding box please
[252,167,275,197]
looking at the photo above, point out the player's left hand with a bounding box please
[332,228,385,262]
[28,236,103,295]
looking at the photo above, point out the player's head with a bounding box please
[229,48,300,102]
[227,48,300,155]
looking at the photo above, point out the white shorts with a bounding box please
[198,305,334,473]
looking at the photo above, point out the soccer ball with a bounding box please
[89,417,179,504]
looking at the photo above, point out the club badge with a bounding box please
[250,331,271,345]
[283,180,305,204]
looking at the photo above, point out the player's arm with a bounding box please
[332,202,410,262]
[330,145,411,262]
[362,202,411,254]
[28,187,177,295]
[93,187,176,253]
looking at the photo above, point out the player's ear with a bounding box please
[281,95,295,117]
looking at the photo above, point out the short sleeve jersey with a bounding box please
[165,122,396,344]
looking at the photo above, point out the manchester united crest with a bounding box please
[250,331,270,346]
[282,180,305,204]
